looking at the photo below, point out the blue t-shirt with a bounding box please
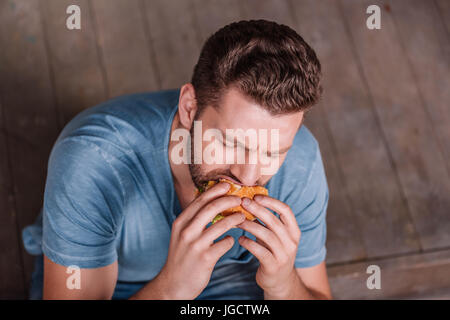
[22,88,328,282]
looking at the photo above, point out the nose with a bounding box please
[230,163,260,186]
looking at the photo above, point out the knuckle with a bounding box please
[266,231,277,244]
[179,229,193,243]
[262,248,272,261]
[200,250,213,262]
[200,200,214,213]
[227,214,243,227]
[197,190,212,203]
[191,240,204,253]
[283,203,292,213]
[287,241,297,255]
[269,215,280,228]
[172,218,181,231]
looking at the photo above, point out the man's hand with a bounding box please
[237,195,302,298]
[135,181,245,300]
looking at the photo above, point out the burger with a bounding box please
[196,178,269,224]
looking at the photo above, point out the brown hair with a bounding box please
[191,19,322,117]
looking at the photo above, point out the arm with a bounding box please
[40,139,126,299]
[43,255,170,299]
[295,262,332,299]
[261,262,332,300]
[43,255,118,300]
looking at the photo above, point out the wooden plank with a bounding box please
[435,0,450,36]
[400,287,450,300]
[305,109,368,264]
[142,0,202,89]
[40,0,107,126]
[90,0,160,97]
[0,0,60,294]
[0,99,26,299]
[239,0,295,24]
[328,248,450,299]
[192,0,242,43]
[340,0,450,250]
[291,0,421,259]
[389,0,450,176]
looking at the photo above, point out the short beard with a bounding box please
[189,163,240,189]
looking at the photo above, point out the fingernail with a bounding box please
[242,197,251,206]
[253,195,263,202]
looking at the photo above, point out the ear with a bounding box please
[178,83,198,130]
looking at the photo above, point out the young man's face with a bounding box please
[189,87,304,188]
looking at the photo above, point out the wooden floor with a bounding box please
[0,0,449,299]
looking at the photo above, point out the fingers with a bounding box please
[238,220,286,261]
[175,182,230,229]
[187,195,242,235]
[200,213,246,245]
[254,220,272,249]
[207,235,235,262]
[253,195,301,242]
[241,198,288,244]
[238,236,276,267]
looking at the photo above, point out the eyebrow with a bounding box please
[218,128,292,155]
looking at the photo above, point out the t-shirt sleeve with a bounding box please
[284,146,329,269]
[42,138,125,268]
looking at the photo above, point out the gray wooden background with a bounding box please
[0,0,449,299]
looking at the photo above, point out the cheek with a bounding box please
[198,140,230,171]
[259,153,286,176]
[201,138,235,166]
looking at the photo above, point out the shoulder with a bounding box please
[271,124,321,189]
[267,124,327,214]
[47,88,180,203]
[290,124,320,165]
[56,88,180,157]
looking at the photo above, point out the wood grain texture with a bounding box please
[0,98,26,299]
[340,0,450,250]
[435,0,450,36]
[0,0,60,295]
[389,0,450,176]
[40,0,107,126]
[141,0,202,89]
[292,0,421,259]
[239,0,295,24]
[192,0,242,43]
[328,248,450,299]
[90,0,160,98]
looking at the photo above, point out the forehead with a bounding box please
[202,87,304,140]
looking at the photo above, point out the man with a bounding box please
[22,20,331,299]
